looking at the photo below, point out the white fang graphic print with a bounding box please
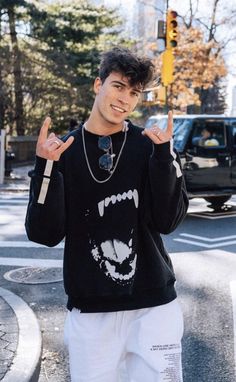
[98,189,139,217]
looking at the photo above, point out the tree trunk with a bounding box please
[8,6,25,136]
[0,11,5,130]
[0,66,5,130]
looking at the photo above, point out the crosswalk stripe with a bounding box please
[0,200,27,204]
[174,238,236,248]
[0,257,62,267]
[0,241,64,248]
[180,233,236,242]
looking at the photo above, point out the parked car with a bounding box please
[145,114,236,210]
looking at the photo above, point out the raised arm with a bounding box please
[143,111,189,233]
[25,117,74,247]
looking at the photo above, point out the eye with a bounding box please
[114,84,122,90]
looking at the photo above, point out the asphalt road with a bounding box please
[1,193,236,381]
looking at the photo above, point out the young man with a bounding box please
[25,47,188,382]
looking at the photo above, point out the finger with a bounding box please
[167,110,173,136]
[48,132,55,139]
[142,129,161,143]
[49,139,62,149]
[38,117,51,144]
[47,136,61,147]
[150,127,161,137]
[142,127,161,138]
[57,136,74,155]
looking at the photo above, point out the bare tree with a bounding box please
[0,10,5,130]
[7,4,25,135]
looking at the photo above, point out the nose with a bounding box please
[118,97,129,106]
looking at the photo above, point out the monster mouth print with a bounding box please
[90,236,137,284]
[87,188,139,285]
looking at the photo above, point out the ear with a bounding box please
[94,77,102,94]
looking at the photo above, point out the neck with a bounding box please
[85,115,125,136]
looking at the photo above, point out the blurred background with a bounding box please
[0,0,236,162]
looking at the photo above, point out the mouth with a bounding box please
[98,189,139,217]
[104,254,137,282]
[111,104,127,113]
[91,238,137,283]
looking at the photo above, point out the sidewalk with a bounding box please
[0,287,42,382]
[0,164,42,381]
[0,164,32,193]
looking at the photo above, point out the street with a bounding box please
[1,193,236,381]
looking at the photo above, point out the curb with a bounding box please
[0,287,42,382]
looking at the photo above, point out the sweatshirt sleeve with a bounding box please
[148,139,189,234]
[25,156,65,247]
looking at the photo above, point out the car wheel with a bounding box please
[204,195,232,210]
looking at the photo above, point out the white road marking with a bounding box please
[180,233,236,242]
[0,241,64,248]
[174,238,236,248]
[0,199,27,204]
[0,257,62,267]
[174,233,236,248]
[230,280,236,377]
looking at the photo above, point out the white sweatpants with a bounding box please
[64,299,184,382]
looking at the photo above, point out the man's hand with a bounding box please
[142,110,173,144]
[36,117,74,161]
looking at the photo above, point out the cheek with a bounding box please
[130,98,139,110]
[98,89,111,105]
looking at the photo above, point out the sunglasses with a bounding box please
[98,135,115,172]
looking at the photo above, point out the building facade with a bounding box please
[231,86,236,116]
[90,0,166,56]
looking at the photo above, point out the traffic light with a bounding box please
[166,9,178,50]
[161,50,174,86]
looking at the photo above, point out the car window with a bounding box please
[191,120,226,148]
[173,119,192,152]
[145,117,192,152]
[231,121,236,146]
[145,117,167,129]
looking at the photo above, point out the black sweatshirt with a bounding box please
[25,121,189,313]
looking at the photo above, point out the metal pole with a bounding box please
[164,86,169,114]
[0,129,6,184]
[166,0,169,10]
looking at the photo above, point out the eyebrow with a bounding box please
[111,80,142,93]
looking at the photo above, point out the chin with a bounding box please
[107,115,127,125]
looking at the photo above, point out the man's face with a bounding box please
[202,129,211,138]
[93,72,142,126]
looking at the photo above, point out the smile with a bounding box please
[98,189,139,217]
[111,105,127,113]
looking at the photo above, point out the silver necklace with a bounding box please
[82,123,128,184]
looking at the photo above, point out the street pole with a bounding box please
[164,86,168,114]
[0,129,6,184]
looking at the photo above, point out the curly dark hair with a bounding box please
[99,47,155,90]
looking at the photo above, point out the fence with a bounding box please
[7,136,38,163]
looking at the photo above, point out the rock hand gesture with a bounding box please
[142,110,173,144]
[36,117,74,161]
